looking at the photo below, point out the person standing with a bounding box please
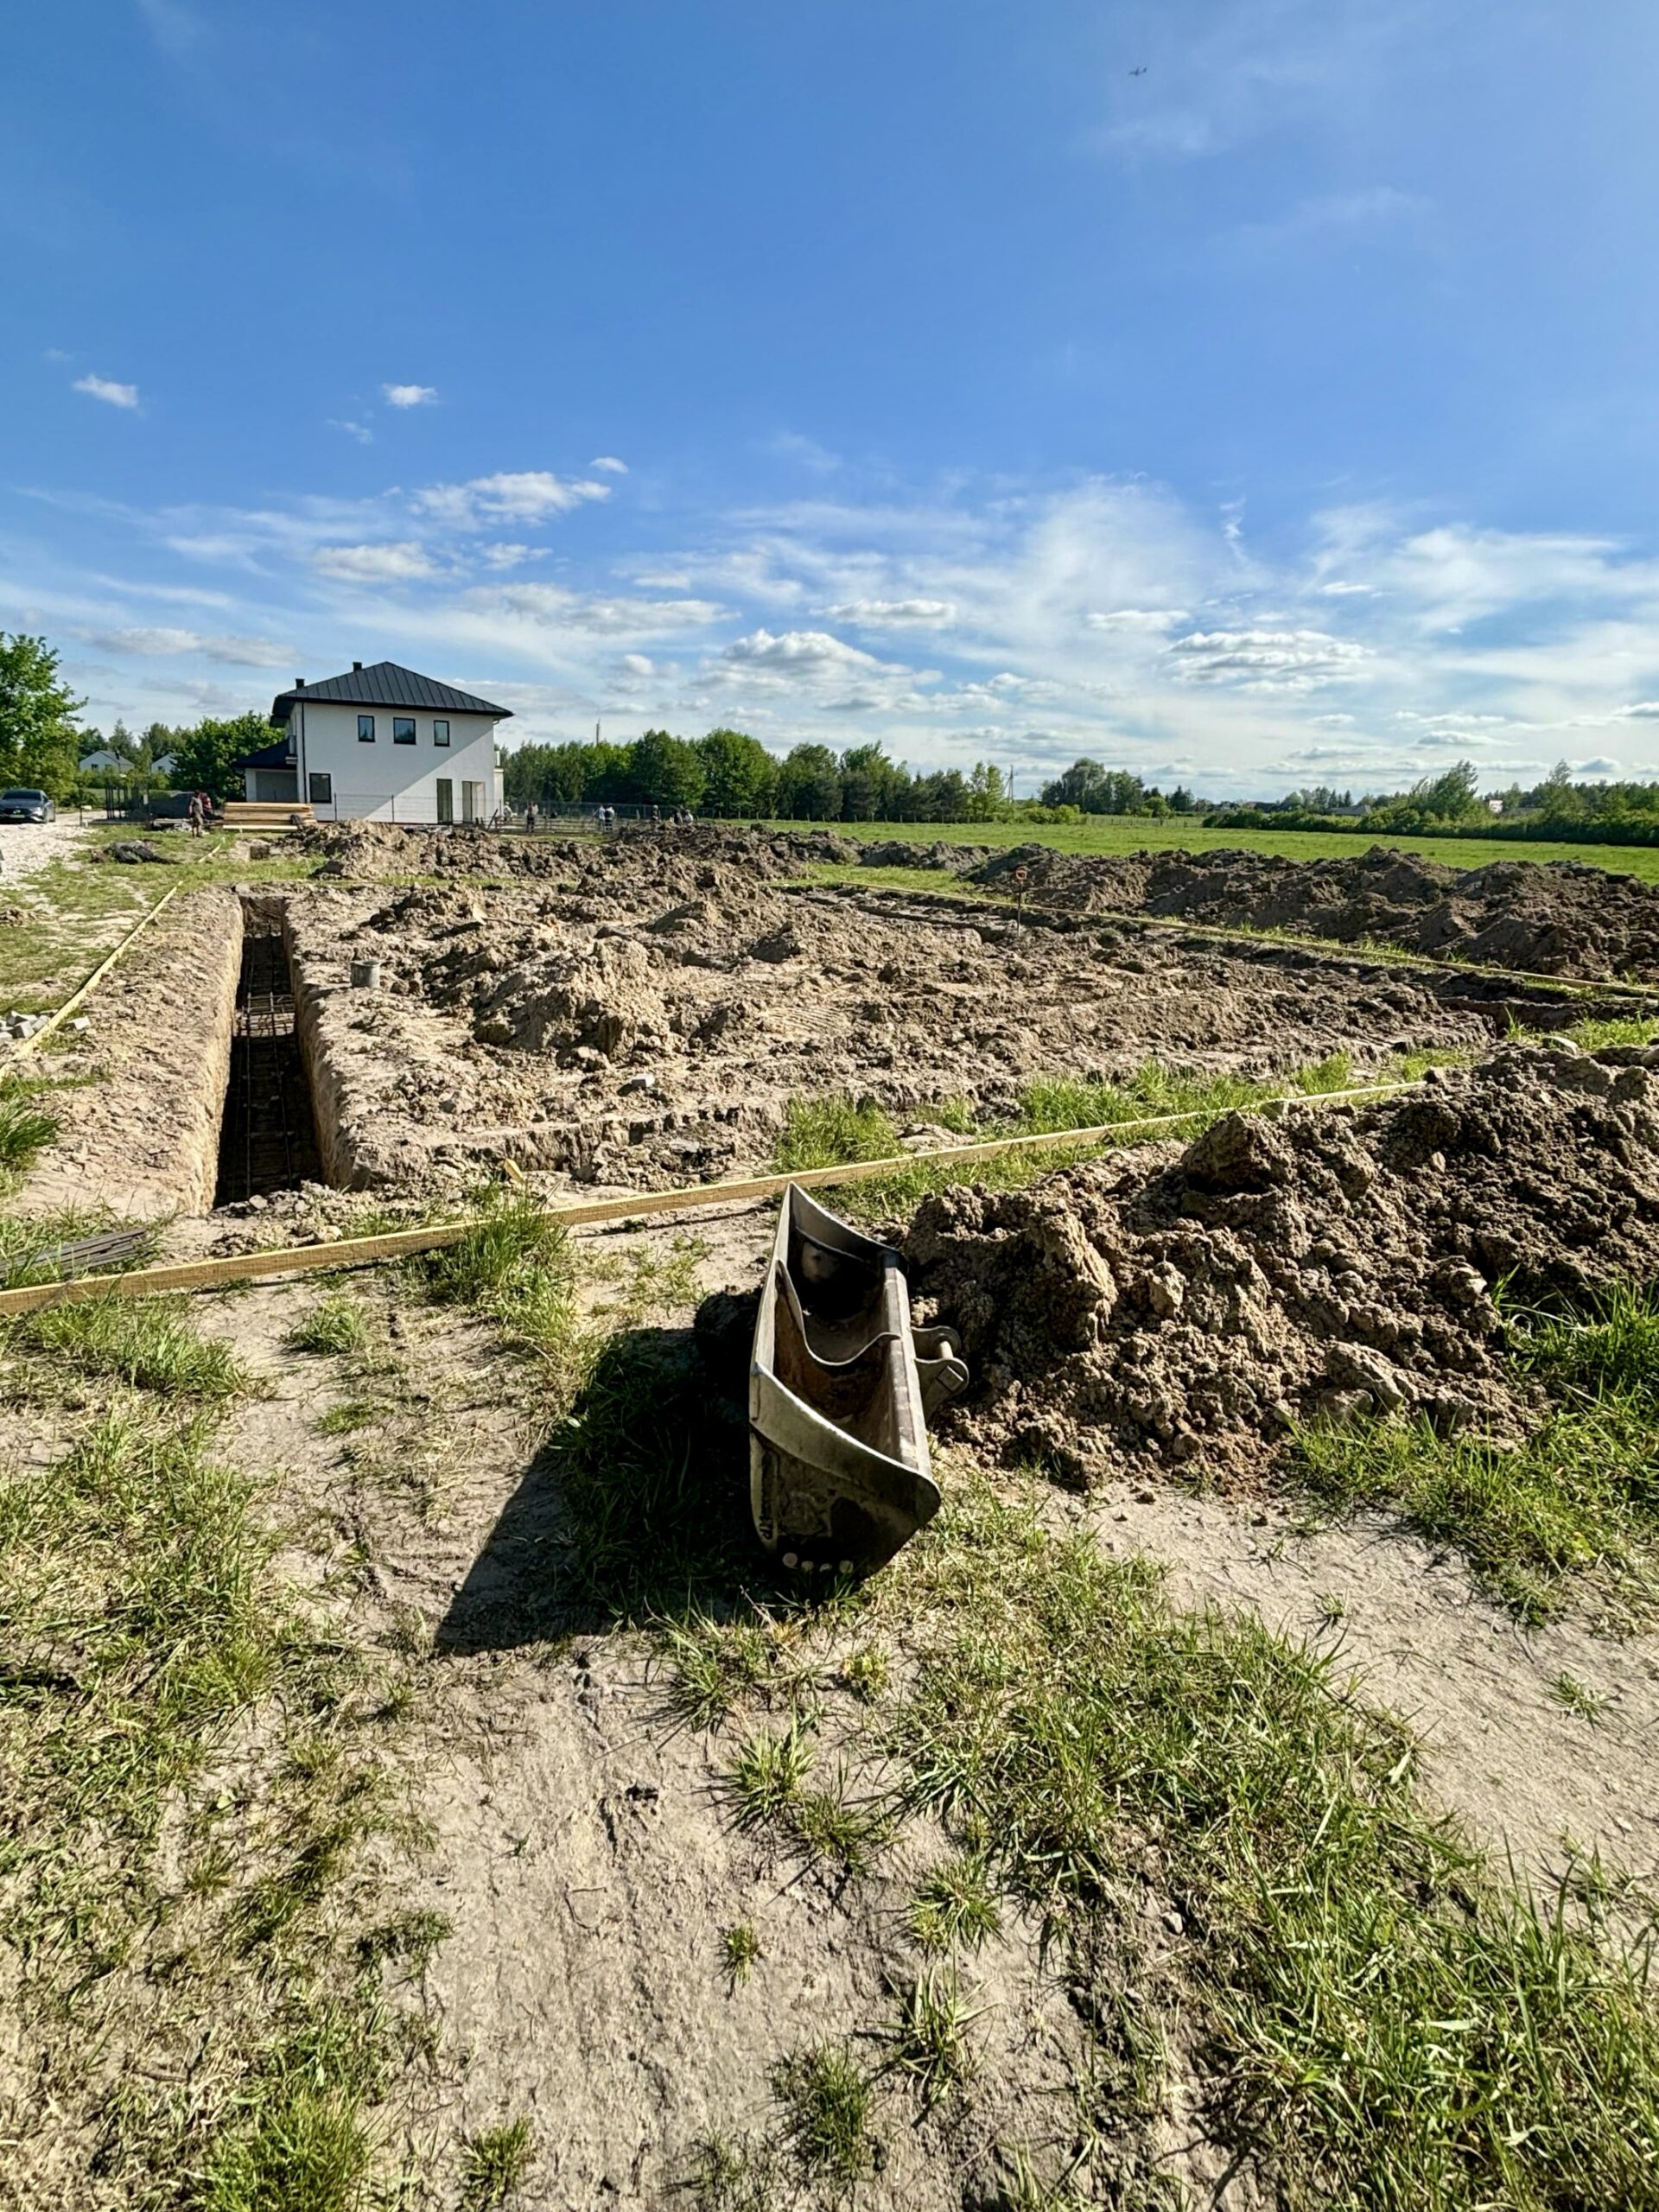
[186,792,204,838]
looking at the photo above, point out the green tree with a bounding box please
[170,711,283,802]
[775,743,842,821]
[0,633,84,798]
[963,762,1008,821]
[626,728,706,810]
[697,728,777,817]
[1040,759,1110,811]
[838,743,899,821]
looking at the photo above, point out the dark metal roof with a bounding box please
[270,660,512,724]
[233,736,296,769]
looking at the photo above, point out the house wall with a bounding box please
[283,700,503,823]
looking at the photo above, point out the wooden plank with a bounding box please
[0,1077,1408,1317]
[5,885,181,1061]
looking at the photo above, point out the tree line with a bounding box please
[502,730,1028,822]
[10,626,1659,849]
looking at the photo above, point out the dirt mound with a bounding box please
[102,838,181,865]
[960,843,1659,980]
[295,817,861,883]
[902,1043,1659,1485]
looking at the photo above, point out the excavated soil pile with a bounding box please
[902,1043,1659,1486]
[963,842,1659,981]
[294,817,860,881]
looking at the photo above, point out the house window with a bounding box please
[433,719,450,747]
[308,772,334,806]
[358,715,375,742]
[393,717,416,745]
[435,778,454,824]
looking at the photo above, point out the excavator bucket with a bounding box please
[749,1184,968,1577]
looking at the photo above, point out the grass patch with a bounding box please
[1296,1280,1659,1622]
[789,813,1659,884]
[725,1719,886,1875]
[194,1993,393,2212]
[882,1965,978,2109]
[459,2116,537,2209]
[721,1921,761,1989]
[0,1082,58,1179]
[770,2042,878,2188]
[288,1292,367,1356]
[773,1093,899,1172]
[1567,1012,1659,1050]
[880,1479,1659,2209]
[0,1407,279,1902]
[1294,1406,1659,1623]
[7,1290,251,1399]
[1015,1048,1355,1136]
[910,1851,1002,1954]
[660,1611,798,1730]
[418,1190,578,1365]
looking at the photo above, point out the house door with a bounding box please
[435,778,454,825]
[461,781,484,823]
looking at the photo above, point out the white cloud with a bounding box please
[329,418,374,444]
[1615,702,1659,720]
[383,383,437,408]
[1086,607,1187,631]
[79,626,296,665]
[826,597,957,627]
[415,472,611,529]
[310,542,436,582]
[473,543,547,572]
[588,455,628,474]
[619,653,653,677]
[73,373,140,410]
[722,628,885,675]
[1166,626,1373,690]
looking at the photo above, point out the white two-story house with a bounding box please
[238,660,511,823]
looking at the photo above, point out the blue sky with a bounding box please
[8,0,1659,796]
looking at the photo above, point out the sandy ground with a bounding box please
[0,814,92,889]
[180,1202,1658,2209]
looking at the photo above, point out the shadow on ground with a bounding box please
[435,1311,766,1653]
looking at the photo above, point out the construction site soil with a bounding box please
[902,1043,1659,1486]
[276,824,1572,1198]
[927,838,1659,981]
[10,823,1659,2210]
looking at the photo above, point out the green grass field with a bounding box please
[769,816,1659,883]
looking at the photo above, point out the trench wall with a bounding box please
[284,896,383,1190]
[14,885,245,1221]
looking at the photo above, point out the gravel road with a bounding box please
[0,814,92,889]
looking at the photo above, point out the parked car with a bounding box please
[0,789,55,823]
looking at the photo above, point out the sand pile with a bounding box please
[296,817,861,884]
[962,843,1659,980]
[902,1043,1659,1485]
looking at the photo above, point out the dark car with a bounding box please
[0,789,56,823]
